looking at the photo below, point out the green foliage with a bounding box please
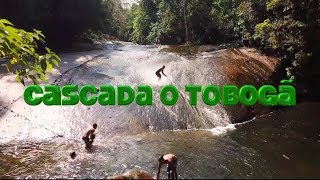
[129,0,158,44]
[127,0,263,44]
[124,0,319,97]
[254,19,273,48]
[266,0,281,10]
[235,0,267,40]
[0,19,60,85]
[252,0,316,83]
[131,7,152,44]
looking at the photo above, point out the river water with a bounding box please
[0,44,319,178]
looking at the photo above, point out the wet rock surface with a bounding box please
[0,44,279,143]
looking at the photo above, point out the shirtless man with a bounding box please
[157,154,178,179]
[82,123,97,149]
[155,66,167,81]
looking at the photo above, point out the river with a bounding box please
[0,44,319,178]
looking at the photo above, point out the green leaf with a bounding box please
[51,59,59,67]
[19,69,26,76]
[0,19,14,26]
[21,47,33,55]
[4,41,11,50]
[52,53,61,61]
[28,75,38,85]
[40,60,47,72]
[16,75,21,83]
[6,64,12,72]
[10,58,17,64]
[45,53,52,60]
[45,47,51,53]
[46,61,53,71]
[37,73,47,82]
[33,29,45,39]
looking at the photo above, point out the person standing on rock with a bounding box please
[157,154,178,179]
[82,123,97,150]
[155,66,167,81]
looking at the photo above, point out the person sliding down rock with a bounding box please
[155,65,167,81]
[82,123,97,150]
[157,154,178,179]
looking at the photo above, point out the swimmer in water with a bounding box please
[70,152,77,159]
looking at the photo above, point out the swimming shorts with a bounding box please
[156,72,161,78]
[82,136,90,143]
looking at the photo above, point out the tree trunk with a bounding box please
[183,0,189,42]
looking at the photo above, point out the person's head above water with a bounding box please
[70,152,76,159]
[93,123,97,129]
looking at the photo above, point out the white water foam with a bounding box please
[168,124,237,136]
[207,115,261,136]
[206,115,263,136]
[208,124,237,135]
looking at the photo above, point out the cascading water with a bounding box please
[0,45,275,142]
[53,45,233,136]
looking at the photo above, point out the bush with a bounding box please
[0,19,60,85]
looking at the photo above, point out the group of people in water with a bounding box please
[70,121,178,179]
[70,66,174,179]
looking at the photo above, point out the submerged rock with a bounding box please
[110,169,154,179]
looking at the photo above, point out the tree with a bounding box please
[235,0,267,45]
[130,0,158,44]
[183,0,189,42]
[0,19,60,85]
